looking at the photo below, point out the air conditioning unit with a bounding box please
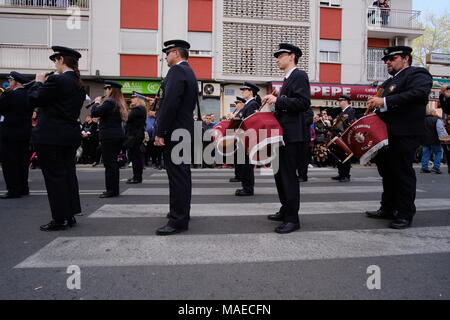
[202,82,221,97]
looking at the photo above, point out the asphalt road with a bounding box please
[0,164,449,300]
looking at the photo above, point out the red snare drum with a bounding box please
[341,113,388,164]
[212,120,241,155]
[239,112,284,165]
[326,137,354,164]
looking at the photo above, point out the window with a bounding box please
[320,39,340,62]
[188,32,212,56]
[320,0,341,7]
[120,29,158,54]
[0,17,48,45]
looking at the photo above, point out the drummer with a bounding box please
[330,94,355,182]
[228,97,246,183]
[234,82,261,196]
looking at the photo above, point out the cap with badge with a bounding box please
[381,46,412,61]
[162,39,191,53]
[338,94,351,102]
[234,97,246,104]
[240,82,260,93]
[131,91,147,100]
[7,71,30,84]
[103,80,123,89]
[49,46,82,61]
[274,43,303,58]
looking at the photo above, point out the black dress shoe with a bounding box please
[156,224,187,236]
[235,189,254,196]
[99,191,119,198]
[389,218,412,229]
[126,178,142,184]
[275,222,300,234]
[268,212,284,221]
[339,177,350,182]
[365,209,395,219]
[69,216,77,226]
[331,175,341,180]
[0,192,21,199]
[40,220,71,231]
[229,177,241,182]
[298,177,308,182]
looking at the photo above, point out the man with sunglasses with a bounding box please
[154,40,198,236]
[366,46,432,229]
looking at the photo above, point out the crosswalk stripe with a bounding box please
[120,177,382,184]
[150,171,337,177]
[14,226,450,269]
[88,199,450,218]
[121,186,425,196]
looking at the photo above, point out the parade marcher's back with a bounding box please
[0,72,34,199]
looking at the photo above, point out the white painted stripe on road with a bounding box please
[88,199,450,218]
[120,177,381,184]
[121,186,425,196]
[150,171,337,178]
[15,226,450,268]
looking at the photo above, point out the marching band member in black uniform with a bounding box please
[330,94,355,182]
[0,72,33,199]
[124,91,147,184]
[228,97,246,183]
[262,43,311,234]
[91,81,127,198]
[29,46,85,231]
[154,39,198,236]
[366,46,432,229]
[234,82,260,196]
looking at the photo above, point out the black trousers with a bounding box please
[35,144,81,220]
[164,142,191,229]
[297,141,310,179]
[274,142,301,224]
[374,135,421,221]
[237,153,254,192]
[1,140,30,195]
[128,143,144,181]
[337,160,351,178]
[101,138,123,194]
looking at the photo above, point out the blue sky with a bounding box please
[413,0,449,17]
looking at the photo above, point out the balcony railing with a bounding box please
[367,7,421,30]
[0,45,88,71]
[0,0,89,9]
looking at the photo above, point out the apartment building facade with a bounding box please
[0,0,424,117]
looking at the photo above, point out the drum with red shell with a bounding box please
[211,120,241,155]
[326,137,354,164]
[238,112,284,165]
[341,113,388,164]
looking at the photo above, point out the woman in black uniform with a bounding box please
[234,82,261,196]
[29,46,85,231]
[91,81,127,198]
[124,91,147,184]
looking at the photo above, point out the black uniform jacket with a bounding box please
[91,99,125,141]
[274,68,311,143]
[0,88,33,141]
[156,61,198,140]
[439,94,450,115]
[376,66,432,136]
[236,99,259,119]
[29,71,85,146]
[125,105,147,145]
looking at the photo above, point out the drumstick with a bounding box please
[365,88,384,116]
[259,90,278,112]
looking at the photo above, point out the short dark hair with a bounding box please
[400,53,413,66]
[177,47,189,60]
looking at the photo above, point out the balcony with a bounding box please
[0,45,89,73]
[367,61,389,82]
[367,7,423,40]
[0,0,89,9]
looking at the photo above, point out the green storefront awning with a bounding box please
[116,80,161,94]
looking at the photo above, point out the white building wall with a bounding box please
[90,0,120,77]
[341,0,367,84]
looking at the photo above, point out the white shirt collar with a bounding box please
[393,66,410,78]
[245,97,255,105]
[342,105,351,113]
[284,67,297,79]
